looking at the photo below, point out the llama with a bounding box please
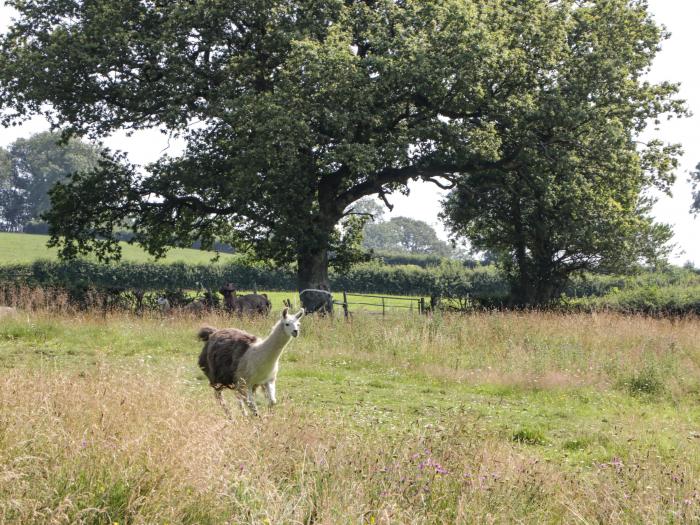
[197,307,304,416]
[219,283,271,316]
[156,296,171,314]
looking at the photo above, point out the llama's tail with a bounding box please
[197,325,217,341]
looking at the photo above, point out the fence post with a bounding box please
[343,290,349,320]
[382,296,385,317]
[419,297,425,315]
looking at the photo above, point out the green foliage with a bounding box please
[691,162,700,214]
[567,284,700,316]
[363,216,455,256]
[1,0,547,289]
[0,259,296,292]
[1,235,698,314]
[621,365,666,398]
[373,251,451,268]
[512,428,547,446]
[0,132,100,231]
[5,0,681,295]
[441,0,686,306]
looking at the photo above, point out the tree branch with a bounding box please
[424,177,457,190]
[378,191,394,212]
[337,163,462,209]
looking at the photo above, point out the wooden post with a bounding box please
[343,290,349,320]
[382,296,385,317]
[419,297,425,315]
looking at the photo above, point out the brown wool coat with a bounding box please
[197,326,257,388]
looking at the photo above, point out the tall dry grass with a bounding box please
[1,310,699,523]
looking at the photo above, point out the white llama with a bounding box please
[197,307,305,416]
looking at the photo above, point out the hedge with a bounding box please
[0,259,506,299]
[563,284,700,316]
[1,259,698,313]
[0,260,296,292]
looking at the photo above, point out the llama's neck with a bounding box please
[254,320,292,363]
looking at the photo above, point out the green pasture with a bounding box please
[0,232,237,265]
[1,310,699,523]
[225,290,426,316]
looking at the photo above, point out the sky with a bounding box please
[0,1,698,265]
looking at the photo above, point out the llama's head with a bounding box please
[281,307,305,338]
[219,283,236,296]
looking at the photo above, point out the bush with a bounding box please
[564,284,700,316]
[371,251,480,269]
[512,428,547,445]
[0,259,297,292]
[619,365,666,397]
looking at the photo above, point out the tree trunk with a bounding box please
[297,247,330,292]
[297,247,333,314]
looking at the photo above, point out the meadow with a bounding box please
[1,308,699,524]
[0,232,237,265]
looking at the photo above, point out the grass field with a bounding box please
[0,232,237,265]
[1,310,699,523]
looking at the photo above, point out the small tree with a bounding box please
[363,216,454,256]
[0,132,100,231]
[691,162,700,214]
[441,0,685,305]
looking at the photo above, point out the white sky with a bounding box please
[0,1,698,265]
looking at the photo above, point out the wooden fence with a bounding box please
[335,291,426,318]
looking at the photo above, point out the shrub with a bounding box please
[512,428,547,445]
[620,365,666,397]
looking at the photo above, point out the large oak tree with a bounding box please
[1,0,517,290]
[0,0,684,296]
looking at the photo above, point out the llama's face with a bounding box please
[281,307,305,338]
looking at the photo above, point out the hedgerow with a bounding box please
[0,259,698,315]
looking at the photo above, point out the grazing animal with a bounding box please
[219,283,271,316]
[300,287,333,315]
[184,298,208,314]
[197,307,305,416]
[156,296,171,314]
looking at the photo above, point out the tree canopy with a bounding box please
[0,0,685,294]
[692,162,700,214]
[440,1,685,305]
[0,132,100,231]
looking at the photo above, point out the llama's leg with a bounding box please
[234,381,248,416]
[263,381,277,408]
[238,397,248,416]
[213,388,232,420]
[246,385,259,416]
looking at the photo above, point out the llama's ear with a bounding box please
[282,307,288,318]
[295,308,305,319]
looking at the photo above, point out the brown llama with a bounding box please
[197,307,304,417]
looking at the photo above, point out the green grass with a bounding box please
[231,290,426,315]
[0,232,238,265]
[1,310,699,523]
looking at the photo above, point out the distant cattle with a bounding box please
[220,283,271,316]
